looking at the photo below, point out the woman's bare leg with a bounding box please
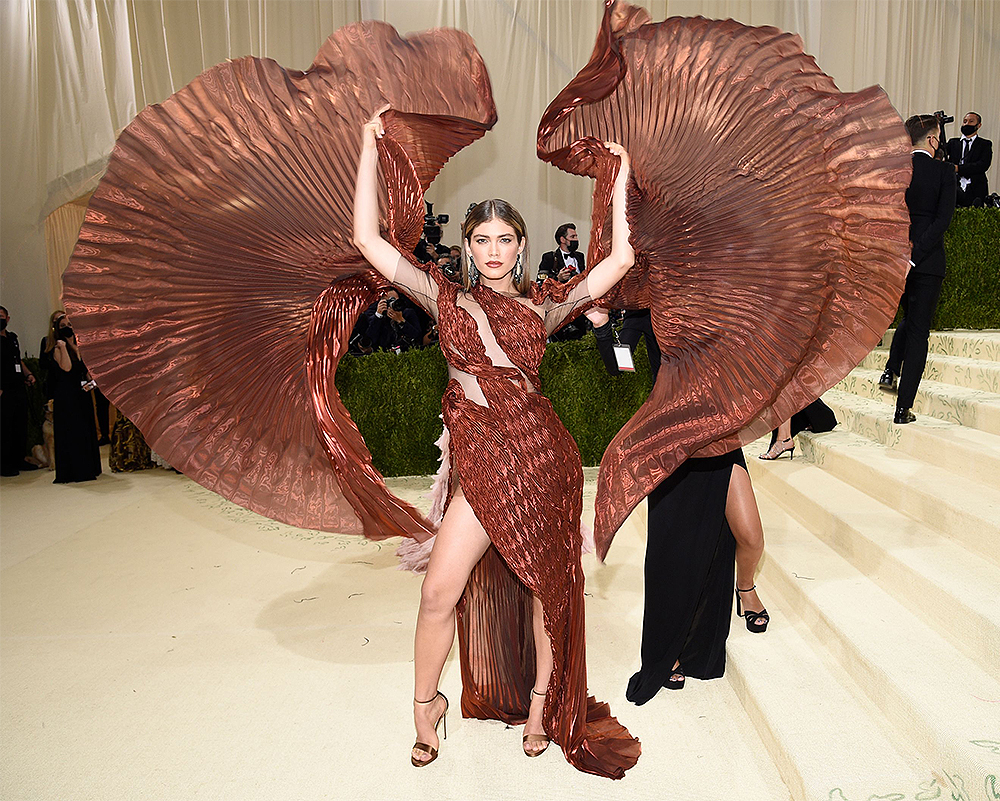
[524,595,553,753]
[727,464,767,620]
[412,488,492,763]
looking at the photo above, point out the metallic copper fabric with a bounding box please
[538,2,912,557]
[61,18,638,778]
[63,22,495,535]
[431,270,640,779]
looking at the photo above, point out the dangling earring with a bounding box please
[512,253,523,285]
[468,255,479,288]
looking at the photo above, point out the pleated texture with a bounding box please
[431,269,640,779]
[62,22,495,534]
[537,2,912,556]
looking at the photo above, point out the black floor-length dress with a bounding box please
[625,451,742,705]
[52,354,102,484]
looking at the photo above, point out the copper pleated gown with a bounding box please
[62,1,912,781]
[538,2,911,555]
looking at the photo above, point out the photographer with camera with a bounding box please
[47,313,102,482]
[877,114,957,424]
[363,288,423,352]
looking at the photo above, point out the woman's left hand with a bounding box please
[604,141,630,172]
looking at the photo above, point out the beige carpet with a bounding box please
[1,459,788,801]
[8,330,998,800]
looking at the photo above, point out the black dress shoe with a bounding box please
[878,368,897,391]
[894,407,916,424]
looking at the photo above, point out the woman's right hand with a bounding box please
[363,104,391,144]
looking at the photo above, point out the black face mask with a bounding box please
[0,318,7,330]
[58,326,74,339]
[565,240,579,253]
[961,124,978,137]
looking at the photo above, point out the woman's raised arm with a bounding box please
[352,107,406,282]
[585,143,635,301]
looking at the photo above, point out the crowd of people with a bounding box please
[0,307,104,483]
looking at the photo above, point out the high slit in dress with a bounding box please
[392,258,640,778]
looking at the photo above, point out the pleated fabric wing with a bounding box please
[63,22,496,537]
[538,2,911,556]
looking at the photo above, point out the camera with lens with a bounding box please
[933,110,955,124]
[422,201,449,245]
[386,296,404,312]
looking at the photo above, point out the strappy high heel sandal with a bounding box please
[411,691,448,767]
[736,585,770,633]
[522,688,551,757]
[759,437,794,461]
[664,661,685,690]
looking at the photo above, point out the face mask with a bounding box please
[961,124,977,137]
[58,326,74,339]
[0,318,7,330]
[566,240,579,253]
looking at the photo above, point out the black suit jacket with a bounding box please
[946,135,992,203]
[906,153,956,277]
[537,249,585,281]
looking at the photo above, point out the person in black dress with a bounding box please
[587,307,769,705]
[759,399,838,460]
[49,316,102,483]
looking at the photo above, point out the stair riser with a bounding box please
[882,330,1000,361]
[859,350,1000,392]
[836,372,1000,437]
[750,461,1000,678]
[758,553,993,793]
[822,397,1000,489]
[724,661,806,801]
[796,436,1000,566]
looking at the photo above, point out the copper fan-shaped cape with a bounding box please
[538,2,912,557]
[63,22,496,538]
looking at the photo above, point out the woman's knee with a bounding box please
[419,576,460,617]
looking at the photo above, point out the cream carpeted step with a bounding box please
[837,367,1000,436]
[881,328,1000,361]
[859,348,1000,393]
[820,388,1000,489]
[792,428,1000,565]
[754,496,1000,794]
[725,617,927,801]
[748,455,1000,677]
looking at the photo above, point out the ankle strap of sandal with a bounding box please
[736,584,756,593]
[531,687,547,697]
[414,691,442,705]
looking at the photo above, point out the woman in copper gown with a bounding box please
[354,107,640,772]
[61,1,909,783]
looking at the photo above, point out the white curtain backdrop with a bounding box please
[2,0,997,351]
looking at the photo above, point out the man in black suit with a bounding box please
[878,115,957,424]
[538,223,588,339]
[946,111,992,206]
[537,223,586,283]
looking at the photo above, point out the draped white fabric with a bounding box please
[2,0,997,350]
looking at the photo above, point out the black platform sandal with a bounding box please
[736,585,770,633]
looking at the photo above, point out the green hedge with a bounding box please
[335,336,654,476]
[939,208,1000,329]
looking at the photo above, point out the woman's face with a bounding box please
[466,218,524,280]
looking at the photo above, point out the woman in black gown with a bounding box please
[50,317,102,484]
[587,307,769,705]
